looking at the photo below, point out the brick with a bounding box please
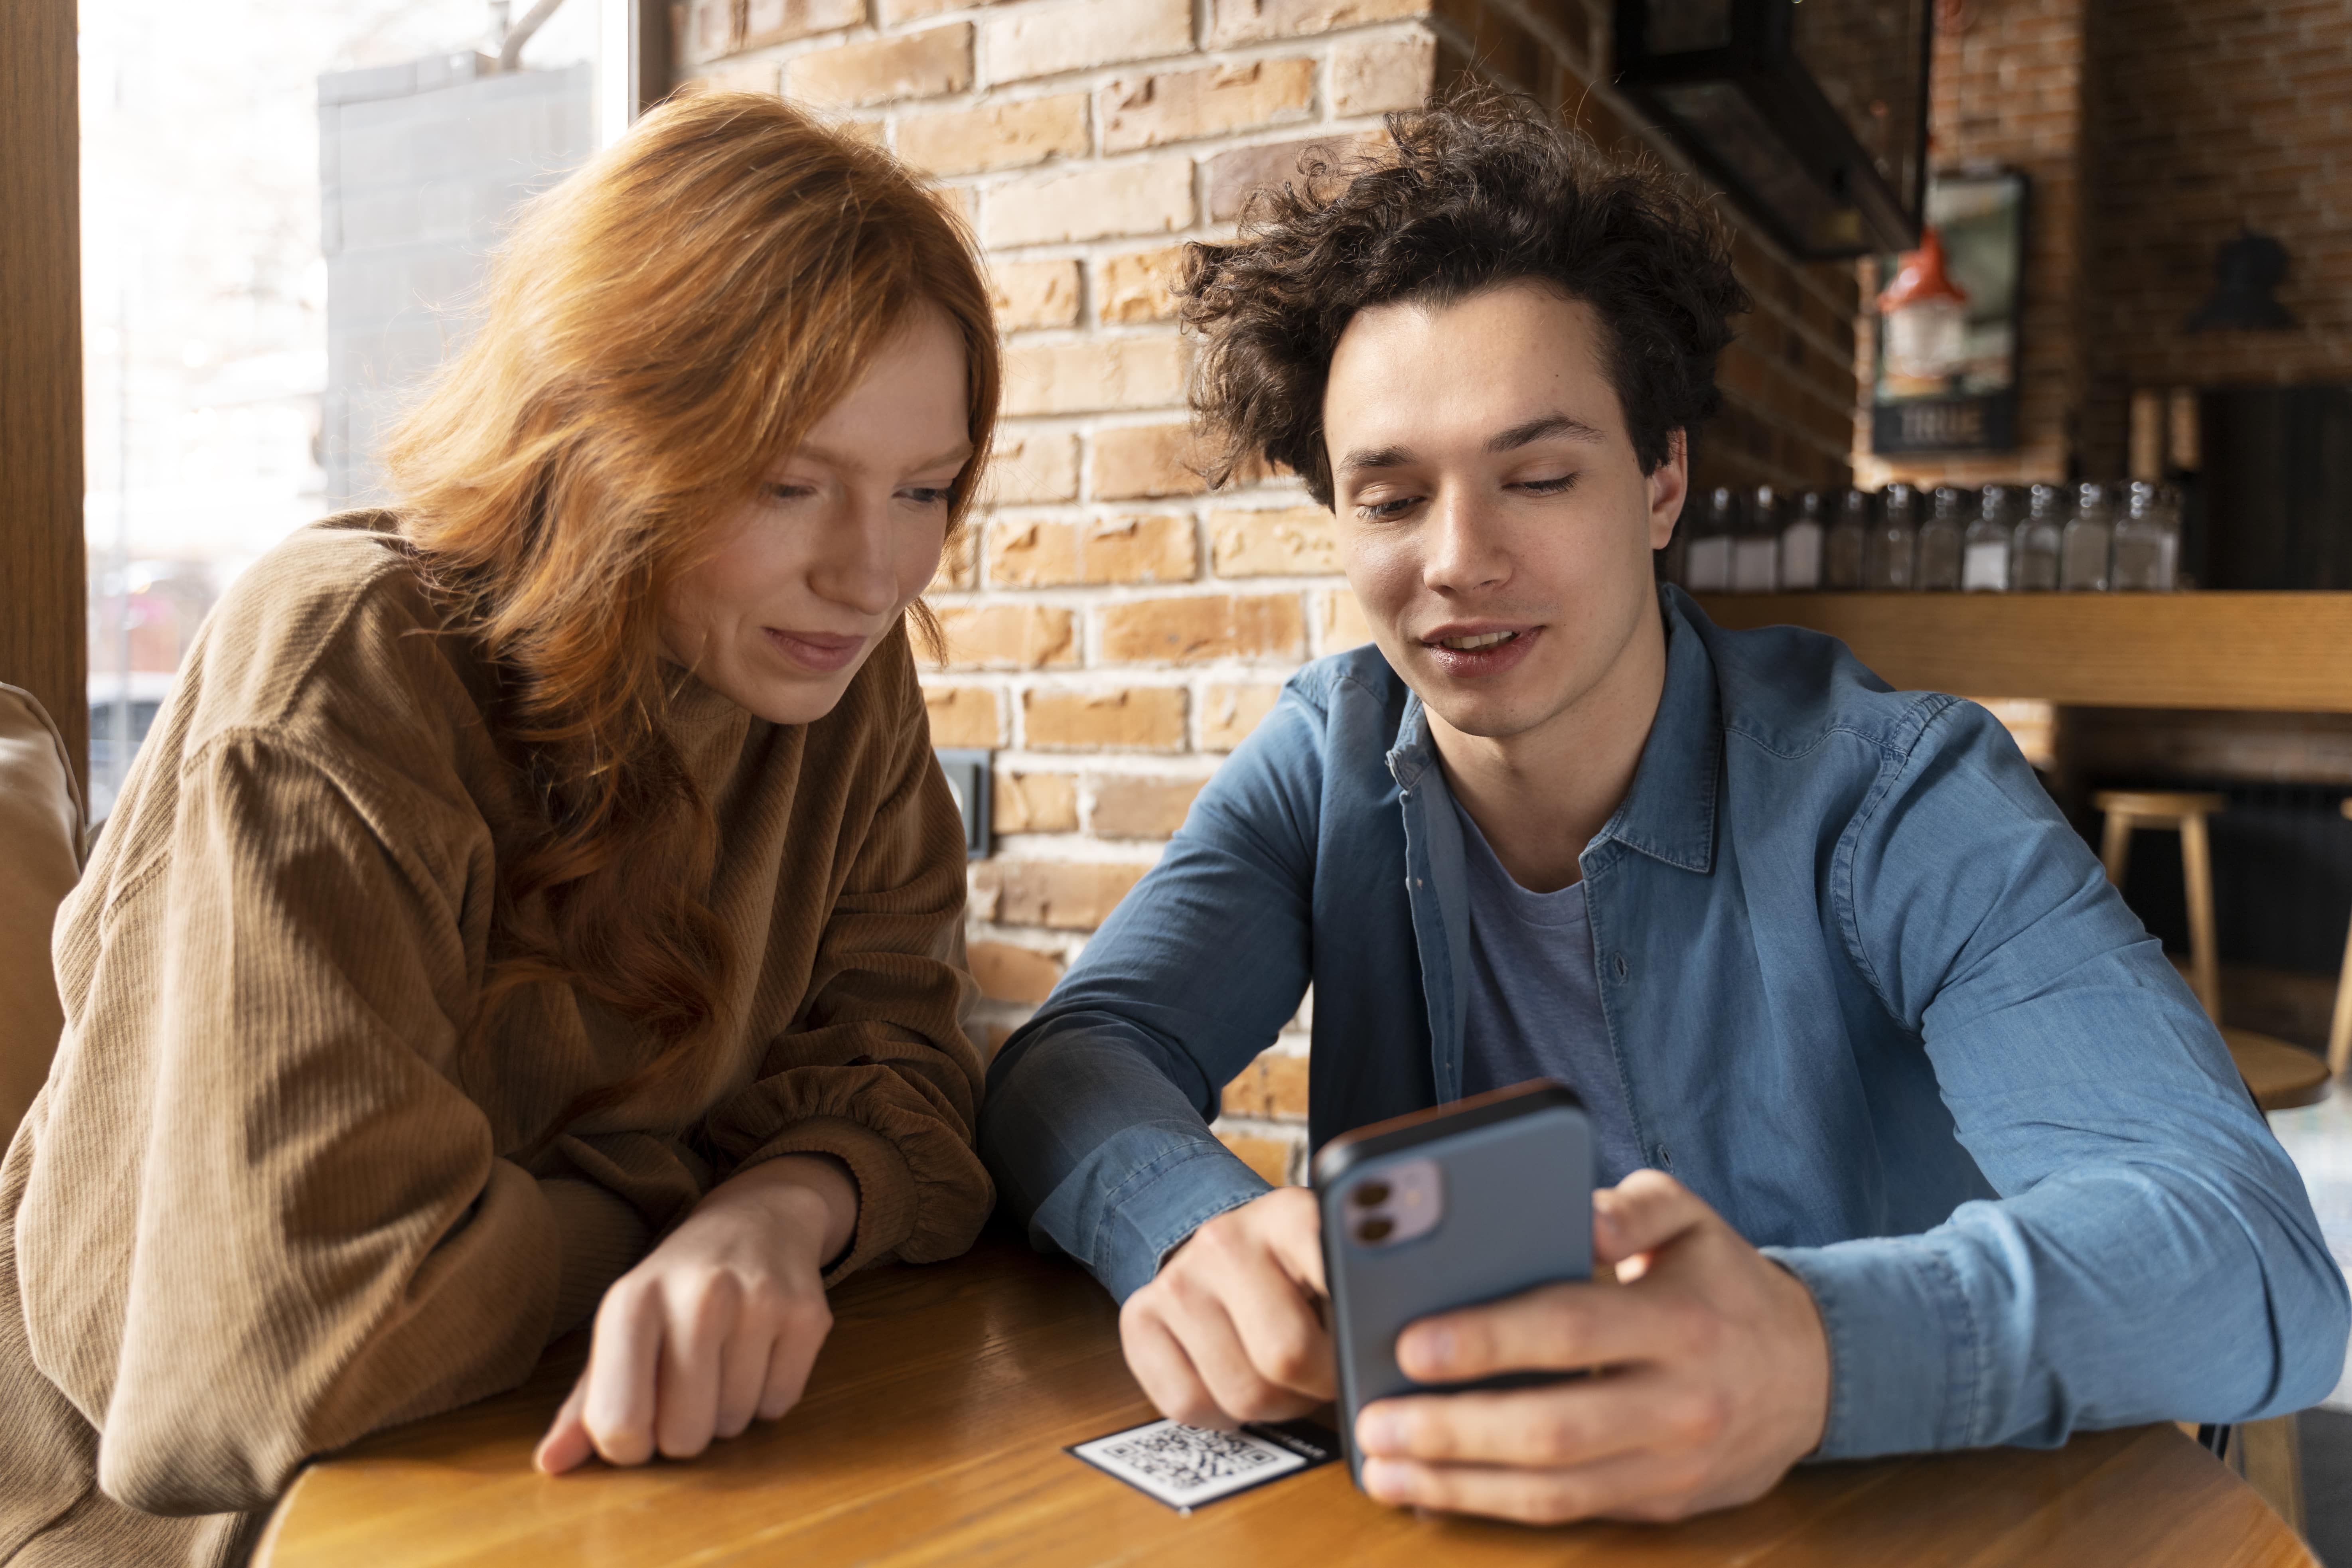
[989,513,1198,587]
[1092,775,1206,838]
[1002,336,1187,417]
[934,604,1079,669]
[1098,245,1189,325]
[1320,588,1375,650]
[1207,0,1431,46]
[971,859,1148,929]
[693,57,782,95]
[1209,504,1337,576]
[1099,58,1315,153]
[683,0,734,62]
[1332,32,1436,116]
[1223,1051,1310,1119]
[879,0,975,18]
[980,429,1081,505]
[1091,422,1210,499]
[967,939,1064,1004]
[1024,686,1190,750]
[1200,682,1283,750]
[985,0,1194,84]
[784,24,972,107]
[922,683,1003,747]
[897,94,1089,176]
[986,158,1196,247]
[987,258,1082,331]
[1216,1129,1296,1185]
[1207,132,1384,222]
[994,769,1079,833]
[741,0,862,48]
[1101,593,1308,664]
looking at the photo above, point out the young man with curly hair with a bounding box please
[979,92,2347,1526]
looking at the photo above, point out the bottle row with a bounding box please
[1669,481,2183,594]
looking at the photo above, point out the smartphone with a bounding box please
[1311,1079,1594,1485]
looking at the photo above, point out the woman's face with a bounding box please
[659,302,972,725]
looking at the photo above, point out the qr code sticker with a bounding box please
[1069,1418,1319,1511]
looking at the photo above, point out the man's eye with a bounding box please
[1518,473,1579,495]
[1355,495,1421,521]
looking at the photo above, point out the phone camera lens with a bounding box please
[1353,1180,1391,1208]
[1357,1216,1394,1243]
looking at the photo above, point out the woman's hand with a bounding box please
[534,1154,858,1473]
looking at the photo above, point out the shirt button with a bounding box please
[1413,878,1424,889]
[1612,953,1629,981]
[1655,1144,1673,1170]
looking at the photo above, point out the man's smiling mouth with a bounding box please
[1434,630,1520,651]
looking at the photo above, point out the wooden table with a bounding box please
[257,1234,2313,1568]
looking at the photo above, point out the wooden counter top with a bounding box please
[255,1234,2313,1568]
[1692,592,2352,711]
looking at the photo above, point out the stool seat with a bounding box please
[2222,1027,2331,1113]
[2092,790,2228,818]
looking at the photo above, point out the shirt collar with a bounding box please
[1383,585,1721,874]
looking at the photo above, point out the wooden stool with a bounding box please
[2093,791,2330,1112]
[2329,797,2352,1082]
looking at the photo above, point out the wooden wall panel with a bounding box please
[0,0,86,789]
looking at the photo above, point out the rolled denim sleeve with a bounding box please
[1783,697,2349,1458]
[981,683,1326,1300]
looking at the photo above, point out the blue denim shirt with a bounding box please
[980,587,2349,1459]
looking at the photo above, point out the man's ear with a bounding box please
[1647,429,1690,550]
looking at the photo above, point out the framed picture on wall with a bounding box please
[1870,168,2028,454]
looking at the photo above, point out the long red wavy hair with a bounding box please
[380,92,998,1136]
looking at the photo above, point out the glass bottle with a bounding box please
[1963,485,2017,591]
[2013,483,2064,590]
[2061,481,2115,591]
[2112,481,2181,591]
[1917,486,1968,590]
[1825,489,1869,590]
[1866,483,1919,590]
[1780,490,1826,590]
[1682,487,1736,592]
[1734,485,1781,592]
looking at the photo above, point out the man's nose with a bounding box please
[1422,488,1510,594]
[809,491,902,616]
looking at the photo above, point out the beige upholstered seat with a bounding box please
[0,682,83,1144]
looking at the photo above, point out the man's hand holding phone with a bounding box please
[1119,1186,1335,1427]
[1119,1172,1831,1526]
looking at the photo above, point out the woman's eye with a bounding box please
[1517,473,1579,495]
[900,486,955,507]
[762,482,815,503]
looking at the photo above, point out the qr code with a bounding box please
[1069,1418,1316,1509]
[1097,1426,1282,1490]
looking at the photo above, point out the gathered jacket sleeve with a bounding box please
[697,666,992,1282]
[19,732,614,1518]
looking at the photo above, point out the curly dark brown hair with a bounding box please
[1180,88,1751,507]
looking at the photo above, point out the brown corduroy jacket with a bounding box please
[0,516,990,1566]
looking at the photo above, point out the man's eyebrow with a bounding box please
[1488,414,1606,453]
[1336,444,1413,476]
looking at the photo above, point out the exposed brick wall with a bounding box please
[1855,0,2092,489]
[2078,0,2352,476]
[677,0,1859,1183]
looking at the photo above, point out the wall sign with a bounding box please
[1871,169,2028,455]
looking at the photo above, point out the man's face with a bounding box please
[1322,281,1685,744]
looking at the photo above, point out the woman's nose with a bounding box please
[809,492,902,616]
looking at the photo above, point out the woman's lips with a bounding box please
[764,627,867,674]
[1417,624,1541,680]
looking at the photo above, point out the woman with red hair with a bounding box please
[2,92,997,1566]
